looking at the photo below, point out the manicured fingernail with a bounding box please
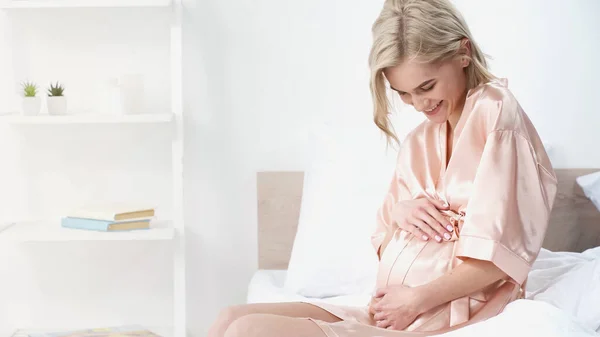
[444,233,451,240]
[447,225,453,232]
[435,235,442,242]
[422,235,429,241]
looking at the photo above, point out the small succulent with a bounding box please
[21,81,38,97]
[47,82,65,97]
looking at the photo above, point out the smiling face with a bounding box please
[385,56,470,125]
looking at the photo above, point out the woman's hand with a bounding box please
[371,285,428,330]
[368,296,380,320]
[392,198,454,242]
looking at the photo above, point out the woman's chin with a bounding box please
[423,111,448,124]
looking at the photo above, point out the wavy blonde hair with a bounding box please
[369,0,496,146]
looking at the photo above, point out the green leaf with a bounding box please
[47,81,65,96]
[21,81,38,97]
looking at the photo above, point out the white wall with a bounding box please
[184,0,600,336]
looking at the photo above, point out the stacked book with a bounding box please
[61,204,155,232]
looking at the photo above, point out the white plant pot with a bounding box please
[21,97,42,116]
[47,96,67,115]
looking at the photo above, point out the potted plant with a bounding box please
[21,81,41,116]
[47,81,67,115]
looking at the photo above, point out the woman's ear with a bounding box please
[460,38,472,67]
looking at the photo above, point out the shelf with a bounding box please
[0,113,174,125]
[12,326,173,337]
[0,220,175,243]
[0,0,172,9]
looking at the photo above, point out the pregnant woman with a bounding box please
[208,0,557,336]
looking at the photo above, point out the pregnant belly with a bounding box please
[373,210,512,332]
[376,229,458,289]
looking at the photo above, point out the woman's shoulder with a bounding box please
[466,78,529,134]
[469,79,555,181]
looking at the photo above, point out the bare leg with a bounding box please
[223,314,467,337]
[208,302,340,337]
[224,313,325,337]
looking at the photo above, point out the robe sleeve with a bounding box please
[455,130,558,285]
[371,165,413,260]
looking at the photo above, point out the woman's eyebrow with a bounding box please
[390,79,435,93]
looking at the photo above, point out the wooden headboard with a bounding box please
[257,169,600,269]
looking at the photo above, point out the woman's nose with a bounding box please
[414,98,430,112]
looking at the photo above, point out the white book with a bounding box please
[67,203,156,221]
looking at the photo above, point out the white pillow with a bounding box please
[576,171,600,212]
[528,247,600,331]
[284,121,398,298]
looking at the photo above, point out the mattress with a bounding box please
[247,248,600,333]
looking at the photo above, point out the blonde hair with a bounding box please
[369,0,496,146]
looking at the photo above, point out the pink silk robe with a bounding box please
[305,79,558,336]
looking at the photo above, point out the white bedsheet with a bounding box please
[247,269,370,307]
[247,248,600,335]
[439,299,599,337]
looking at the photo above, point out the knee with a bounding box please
[224,314,265,337]
[209,305,248,337]
[218,305,245,325]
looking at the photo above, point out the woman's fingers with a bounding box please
[368,298,380,315]
[401,219,430,241]
[422,205,453,240]
[408,218,437,241]
[415,211,445,242]
[425,204,454,232]
[376,320,391,329]
[430,198,449,210]
[395,198,456,242]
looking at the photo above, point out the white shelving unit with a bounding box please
[0,113,175,124]
[0,1,186,337]
[0,221,176,242]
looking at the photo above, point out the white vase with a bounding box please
[21,97,41,116]
[47,96,68,115]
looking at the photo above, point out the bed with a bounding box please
[249,169,600,335]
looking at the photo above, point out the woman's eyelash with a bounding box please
[394,83,435,95]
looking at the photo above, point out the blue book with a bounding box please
[61,217,150,232]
